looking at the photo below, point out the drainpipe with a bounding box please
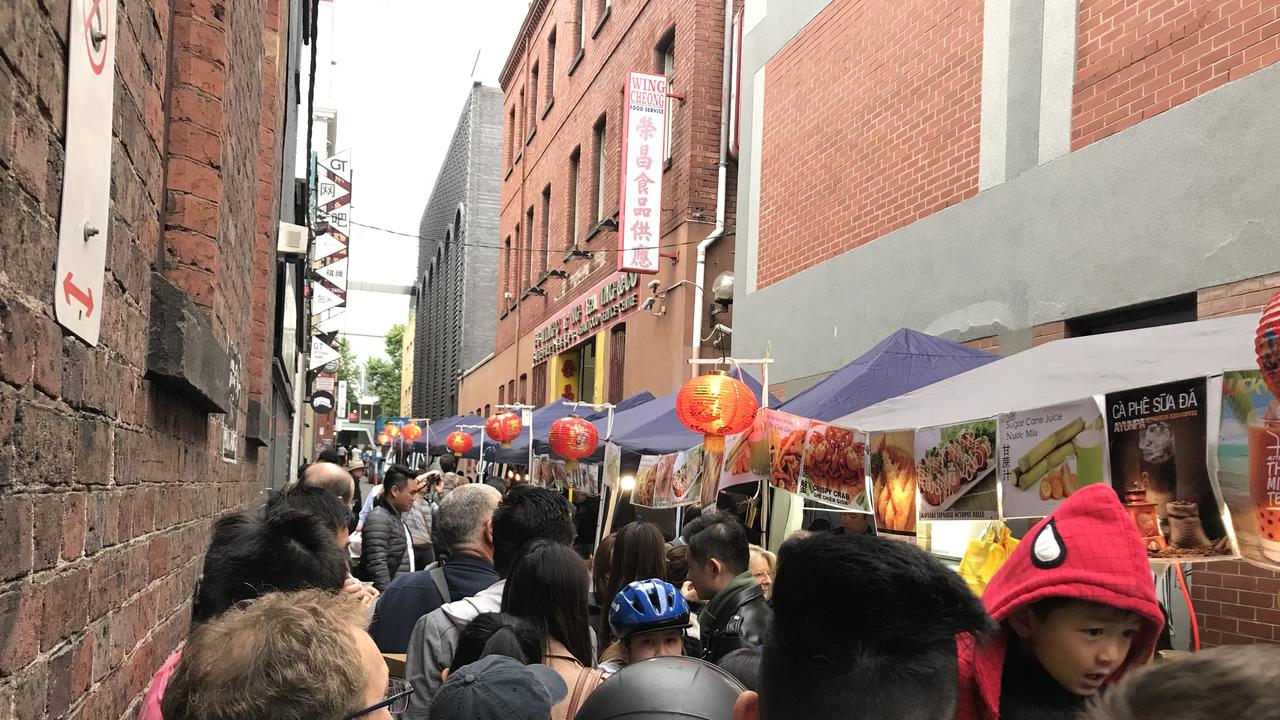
[691,0,735,374]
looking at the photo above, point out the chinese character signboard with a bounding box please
[618,72,667,274]
[310,150,352,370]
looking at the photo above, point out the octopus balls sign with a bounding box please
[618,71,668,274]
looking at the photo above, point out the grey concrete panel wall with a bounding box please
[412,85,505,419]
[733,62,1280,384]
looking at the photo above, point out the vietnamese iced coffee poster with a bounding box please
[915,419,999,521]
[870,430,918,536]
[999,400,1107,519]
[1106,379,1230,558]
[1218,370,1280,569]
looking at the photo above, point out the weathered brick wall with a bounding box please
[0,0,287,717]
[493,0,740,351]
[1073,0,1280,150]
[1198,271,1280,319]
[755,0,982,289]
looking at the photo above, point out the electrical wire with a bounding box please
[345,219,726,254]
[1173,562,1201,651]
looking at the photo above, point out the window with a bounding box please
[519,374,528,405]
[507,106,516,167]
[568,148,581,247]
[512,224,520,298]
[518,87,526,143]
[1066,295,1197,337]
[508,380,516,405]
[546,31,556,105]
[532,363,547,407]
[498,384,505,406]
[524,207,535,289]
[503,236,512,299]
[575,0,586,54]
[484,404,491,417]
[540,185,551,277]
[657,31,675,163]
[529,64,539,134]
[592,116,606,223]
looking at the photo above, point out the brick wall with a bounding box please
[1198,271,1280,318]
[1073,0,1280,150]
[492,0,739,352]
[0,0,287,717]
[755,0,982,289]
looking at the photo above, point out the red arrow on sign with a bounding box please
[62,272,95,317]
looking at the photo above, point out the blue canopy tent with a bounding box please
[489,402,580,464]
[777,328,998,422]
[529,391,658,458]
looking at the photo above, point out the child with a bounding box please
[955,484,1165,720]
[600,578,692,673]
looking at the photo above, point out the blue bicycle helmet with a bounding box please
[610,578,691,640]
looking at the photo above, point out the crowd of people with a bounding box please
[141,452,1278,720]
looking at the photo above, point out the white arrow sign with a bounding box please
[310,336,341,370]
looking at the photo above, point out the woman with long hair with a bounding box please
[502,539,595,720]
[600,521,667,648]
[445,612,545,680]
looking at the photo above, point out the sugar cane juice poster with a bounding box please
[1106,378,1230,558]
[999,399,1107,519]
[1218,370,1280,569]
[870,431,917,536]
[914,419,999,521]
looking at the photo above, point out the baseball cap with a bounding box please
[429,655,568,720]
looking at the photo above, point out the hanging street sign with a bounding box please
[310,335,341,370]
[617,71,667,275]
[309,150,352,370]
[54,0,119,345]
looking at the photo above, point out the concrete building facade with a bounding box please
[459,0,741,416]
[0,0,303,716]
[733,0,1280,644]
[412,84,505,420]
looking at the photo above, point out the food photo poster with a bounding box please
[870,430,918,536]
[762,410,813,497]
[1106,378,1231,559]
[799,422,872,512]
[1217,370,1280,570]
[999,399,1107,519]
[632,450,703,509]
[914,419,999,521]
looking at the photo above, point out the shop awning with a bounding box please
[777,328,997,422]
[834,314,1260,432]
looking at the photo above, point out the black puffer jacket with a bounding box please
[360,503,408,591]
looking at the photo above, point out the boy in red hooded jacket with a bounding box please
[955,484,1165,720]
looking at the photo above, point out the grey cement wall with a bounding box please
[413,84,504,419]
[733,0,1280,385]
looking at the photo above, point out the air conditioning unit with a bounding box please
[278,221,308,255]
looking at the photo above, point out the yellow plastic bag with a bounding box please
[958,523,1019,598]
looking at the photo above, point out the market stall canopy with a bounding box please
[607,371,777,457]
[530,391,658,458]
[778,328,997,422]
[491,402,581,464]
[835,314,1261,432]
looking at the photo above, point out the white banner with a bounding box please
[337,380,349,419]
[617,71,667,274]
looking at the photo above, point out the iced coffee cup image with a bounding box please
[1248,402,1280,562]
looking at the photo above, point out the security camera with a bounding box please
[647,279,662,293]
[640,296,656,311]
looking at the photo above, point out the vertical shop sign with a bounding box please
[617,72,667,274]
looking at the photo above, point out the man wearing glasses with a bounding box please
[161,589,415,720]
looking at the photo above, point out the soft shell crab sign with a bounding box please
[618,72,668,274]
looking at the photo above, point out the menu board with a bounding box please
[869,430,918,536]
[1107,378,1230,558]
[532,455,601,496]
[633,449,706,509]
[915,419,999,521]
[1218,370,1278,569]
[999,399,1107,519]
[720,420,768,490]
[798,422,871,512]
[762,410,814,495]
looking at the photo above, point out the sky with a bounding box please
[313,0,529,371]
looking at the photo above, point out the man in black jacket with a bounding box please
[687,511,773,664]
[369,482,502,653]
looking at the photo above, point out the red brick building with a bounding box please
[0,0,306,716]
[732,0,1280,645]
[459,0,742,414]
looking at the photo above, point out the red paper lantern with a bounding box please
[676,371,760,453]
[377,433,390,445]
[486,412,523,448]
[402,421,423,442]
[385,423,402,440]
[446,430,474,455]
[1258,290,1280,399]
[549,415,600,469]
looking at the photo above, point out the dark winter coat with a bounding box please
[699,571,773,663]
[360,503,409,591]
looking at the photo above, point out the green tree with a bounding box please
[366,324,404,416]
[337,337,360,408]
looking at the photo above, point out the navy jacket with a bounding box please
[369,553,499,654]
